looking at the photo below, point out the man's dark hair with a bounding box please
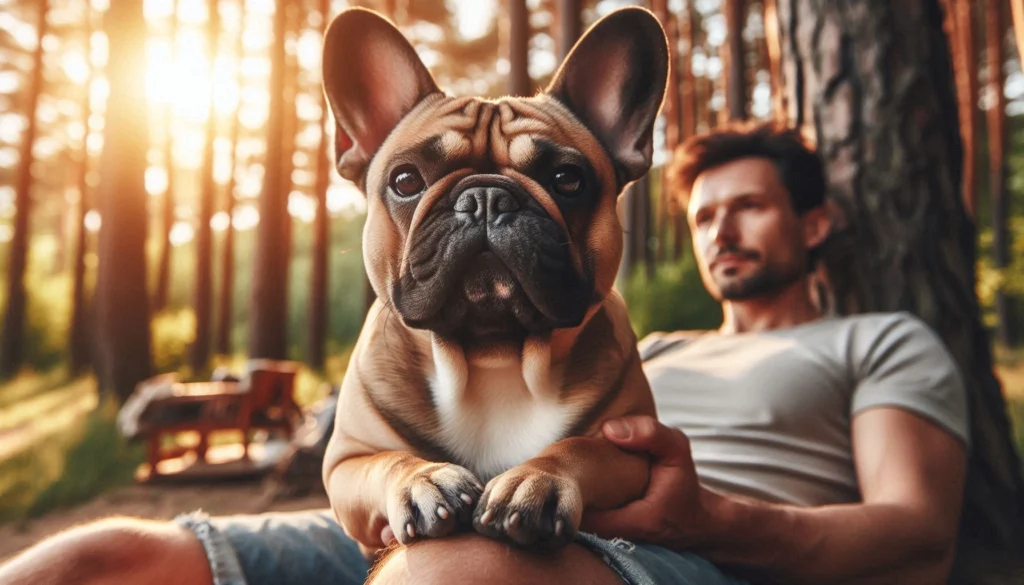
[667,121,827,215]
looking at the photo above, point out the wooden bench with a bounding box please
[118,360,302,480]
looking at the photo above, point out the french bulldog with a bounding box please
[319,5,669,556]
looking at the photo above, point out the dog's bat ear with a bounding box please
[321,8,441,184]
[545,7,668,189]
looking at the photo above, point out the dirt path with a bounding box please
[0,479,330,562]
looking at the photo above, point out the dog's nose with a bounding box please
[454,187,520,224]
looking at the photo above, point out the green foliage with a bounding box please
[620,252,723,340]
[151,308,196,375]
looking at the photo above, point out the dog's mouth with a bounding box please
[450,251,542,344]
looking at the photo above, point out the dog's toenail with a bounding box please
[508,512,520,527]
[555,519,564,536]
[460,493,473,505]
[406,523,416,538]
[437,506,449,519]
[481,509,493,524]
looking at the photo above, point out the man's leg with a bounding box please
[0,517,213,585]
[367,533,625,585]
[367,532,751,585]
[0,510,371,585]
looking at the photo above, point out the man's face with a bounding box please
[687,157,826,301]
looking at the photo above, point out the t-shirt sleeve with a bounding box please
[850,312,970,447]
[637,330,708,363]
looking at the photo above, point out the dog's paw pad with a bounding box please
[388,463,483,545]
[473,466,581,550]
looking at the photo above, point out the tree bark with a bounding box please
[94,0,153,401]
[69,3,94,376]
[723,0,747,120]
[308,0,332,371]
[248,0,290,360]
[1013,0,1024,73]
[508,0,531,97]
[153,0,178,313]
[762,0,786,121]
[191,0,220,372]
[0,0,49,378]
[986,0,1015,348]
[652,0,682,264]
[952,0,979,218]
[216,0,246,356]
[555,0,581,62]
[776,0,1024,565]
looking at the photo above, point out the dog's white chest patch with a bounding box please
[430,364,572,481]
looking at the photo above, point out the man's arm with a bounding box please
[582,411,967,585]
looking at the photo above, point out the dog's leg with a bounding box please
[327,451,484,551]
[471,436,650,550]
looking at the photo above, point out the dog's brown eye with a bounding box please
[552,166,584,197]
[390,166,425,197]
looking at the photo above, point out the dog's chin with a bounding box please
[399,251,577,347]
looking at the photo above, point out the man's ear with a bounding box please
[802,204,833,249]
[544,7,669,188]
[321,8,441,183]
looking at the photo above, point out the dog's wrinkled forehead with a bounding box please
[365,95,615,197]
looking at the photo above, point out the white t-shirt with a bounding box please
[638,312,969,507]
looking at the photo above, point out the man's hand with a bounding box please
[580,415,718,550]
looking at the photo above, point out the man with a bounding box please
[0,122,968,585]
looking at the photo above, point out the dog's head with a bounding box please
[322,7,668,348]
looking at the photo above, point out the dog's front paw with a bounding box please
[473,465,582,550]
[387,462,483,545]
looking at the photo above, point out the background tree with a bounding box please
[153,0,178,313]
[508,0,531,97]
[775,0,1024,571]
[248,0,290,360]
[93,0,153,400]
[191,0,220,372]
[69,0,95,376]
[0,0,49,378]
[723,0,746,121]
[309,0,332,371]
[986,0,1015,348]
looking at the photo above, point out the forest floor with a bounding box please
[1,356,1023,564]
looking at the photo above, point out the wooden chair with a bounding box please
[119,360,302,479]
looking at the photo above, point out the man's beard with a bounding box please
[715,261,803,300]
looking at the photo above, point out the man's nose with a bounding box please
[709,212,739,245]
[453,186,520,226]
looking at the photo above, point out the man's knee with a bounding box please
[0,517,213,585]
[367,533,622,585]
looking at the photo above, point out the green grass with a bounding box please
[0,391,144,524]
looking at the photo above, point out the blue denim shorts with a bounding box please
[175,509,748,585]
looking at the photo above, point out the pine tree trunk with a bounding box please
[674,0,698,261]
[762,0,785,121]
[69,5,94,376]
[94,0,153,401]
[0,0,49,378]
[775,0,1024,567]
[555,0,581,62]
[216,0,246,357]
[986,0,1015,348]
[153,0,178,313]
[249,0,290,360]
[308,0,332,371]
[191,0,220,372]
[952,0,979,218]
[652,0,682,264]
[508,0,531,97]
[1013,0,1024,73]
[723,0,747,120]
